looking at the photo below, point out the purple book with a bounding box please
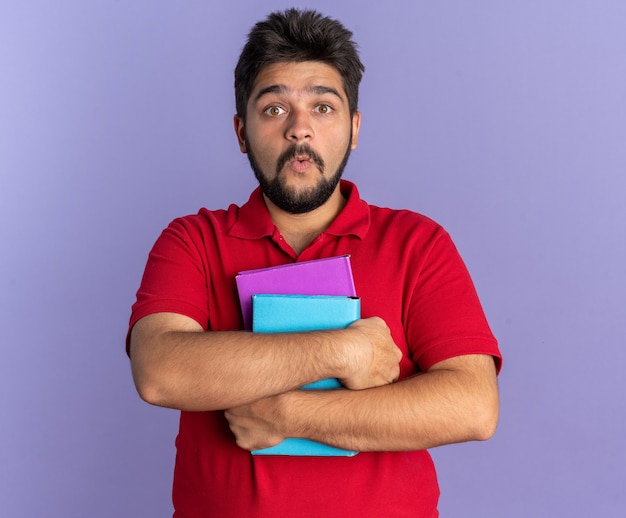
[235,255,357,330]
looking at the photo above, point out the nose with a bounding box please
[285,109,313,142]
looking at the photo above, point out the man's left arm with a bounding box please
[225,353,499,452]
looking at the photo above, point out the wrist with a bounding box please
[317,328,359,381]
[333,325,369,381]
[274,390,302,438]
[278,389,332,441]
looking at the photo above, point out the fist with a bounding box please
[339,317,402,390]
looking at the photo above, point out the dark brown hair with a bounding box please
[234,8,365,120]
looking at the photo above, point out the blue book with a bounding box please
[251,294,360,456]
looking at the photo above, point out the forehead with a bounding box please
[250,61,347,101]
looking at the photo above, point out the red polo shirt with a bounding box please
[129,180,501,517]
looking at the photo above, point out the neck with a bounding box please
[263,185,346,255]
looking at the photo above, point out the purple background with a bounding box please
[2,1,625,516]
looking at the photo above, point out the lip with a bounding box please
[276,145,325,174]
[289,158,312,173]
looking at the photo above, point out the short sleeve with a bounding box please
[405,229,502,373]
[126,217,210,353]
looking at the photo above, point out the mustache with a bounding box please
[276,144,325,173]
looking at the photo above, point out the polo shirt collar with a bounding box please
[229,180,370,240]
[228,186,274,239]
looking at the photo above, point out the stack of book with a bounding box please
[235,256,360,457]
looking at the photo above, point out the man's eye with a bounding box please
[265,106,285,116]
[315,104,333,114]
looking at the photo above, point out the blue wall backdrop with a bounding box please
[1,1,625,516]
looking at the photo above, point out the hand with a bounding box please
[339,317,402,390]
[224,394,287,451]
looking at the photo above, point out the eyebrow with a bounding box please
[254,84,345,103]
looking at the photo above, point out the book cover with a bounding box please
[236,255,356,330]
[251,294,360,456]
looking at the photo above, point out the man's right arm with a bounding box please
[129,312,401,412]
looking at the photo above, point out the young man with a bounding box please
[128,9,502,517]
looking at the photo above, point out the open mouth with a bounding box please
[277,146,325,174]
[289,157,312,172]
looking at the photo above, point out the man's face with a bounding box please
[235,61,361,214]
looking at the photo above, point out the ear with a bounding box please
[233,115,247,153]
[350,111,361,150]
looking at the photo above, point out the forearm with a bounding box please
[275,355,499,452]
[130,315,349,411]
[130,313,401,412]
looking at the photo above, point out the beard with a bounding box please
[245,137,352,214]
